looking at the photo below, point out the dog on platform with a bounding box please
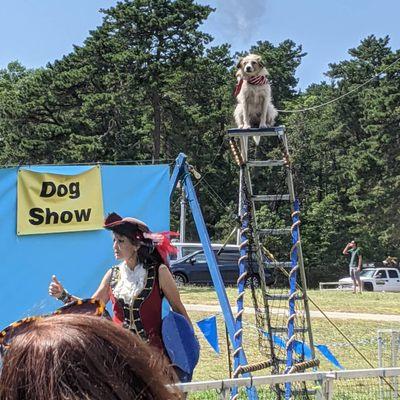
[234,54,278,145]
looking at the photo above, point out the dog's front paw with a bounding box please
[243,124,251,129]
[259,123,268,129]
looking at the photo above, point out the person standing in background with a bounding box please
[343,240,363,294]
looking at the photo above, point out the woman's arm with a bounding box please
[49,275,82,303]
[158,264,193,329]
[49,270,111,305]
[91,269,112,304]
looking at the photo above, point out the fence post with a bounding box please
[322,374,335,400]
[392,331,399,400]
[219,388,229,400]
[378,331,384,400]
[218,381,229,400]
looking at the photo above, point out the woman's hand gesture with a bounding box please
[49,275,64,299]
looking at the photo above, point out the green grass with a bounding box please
[189,310,395,381]
[182,286,400,398]
[180,286,400,315]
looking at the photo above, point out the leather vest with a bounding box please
[109,263,164,350]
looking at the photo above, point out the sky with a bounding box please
[1,0,399,90]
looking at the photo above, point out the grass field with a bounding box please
[180,287,400,315]
[182,285,400,395]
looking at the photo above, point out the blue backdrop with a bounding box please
[0,164,169,327]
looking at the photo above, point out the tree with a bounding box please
[283,35,400,284]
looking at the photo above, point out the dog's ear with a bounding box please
[255,55,265,67]
[236,58,243,69]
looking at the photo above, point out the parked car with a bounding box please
[170,241,239,261]
[170,248,275,287]
[338,268,400,292]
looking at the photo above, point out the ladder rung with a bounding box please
[252,194,290,201]
[247,160,285,167]
[290,389,317,396]
[266,294,304,301]
[270,326,308,333]
[235,359,274,375]
[266,262,292,269]
[289,359,320,373]
[259,228,291,235]
[227,126,284,137]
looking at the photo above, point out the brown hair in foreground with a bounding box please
[0,314,181,400]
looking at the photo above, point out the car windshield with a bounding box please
[360,270,375,278]
[172,250,204,263]
[178,246,237,259]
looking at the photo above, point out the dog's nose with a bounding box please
[245,66,252,72]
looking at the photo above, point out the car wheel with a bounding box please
[245,274,261,289]
[173,272,188,286]
[363,282,374,292]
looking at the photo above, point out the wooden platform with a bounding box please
[227,126,284,137]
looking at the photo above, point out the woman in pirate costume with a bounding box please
[49,212,192,354]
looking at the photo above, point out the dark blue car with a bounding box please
[170,248,275,287]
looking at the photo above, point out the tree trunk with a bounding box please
[152,91,161,163]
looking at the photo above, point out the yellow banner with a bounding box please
[17,167,104,235]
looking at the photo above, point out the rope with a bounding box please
[232,170,250,380]
[193,140,226,188]
[287,359,320,374]
[234,359,274,376]
[277,55,400,114]
[2,158,175,168]
[285,201,302,400]
[274,263,393,376]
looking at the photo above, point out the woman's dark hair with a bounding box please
[110,225,164,268]
[0,314,181,400]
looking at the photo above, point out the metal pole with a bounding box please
[392,331,399,400]
[226,323,233,379]
[378,331,384,400]
[177,157,257,400]
[285,200,300,399]
[237,136,247,245]
[180,186,186,243]
[237,168,242,246]
[282,132,316,360]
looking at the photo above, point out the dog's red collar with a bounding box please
[233,76,268,97]
[248,75,268,86]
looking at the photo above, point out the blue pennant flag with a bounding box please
[293,340,313,360]
[316,345,344,370]
[272,334,286,349]
[196,315,220,354]
[263,331,286,349]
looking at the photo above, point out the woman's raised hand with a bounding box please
[49,275,64,299]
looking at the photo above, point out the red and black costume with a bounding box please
[109,262,164,350]
[104,212,177,351]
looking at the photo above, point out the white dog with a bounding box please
[234,54,278,145]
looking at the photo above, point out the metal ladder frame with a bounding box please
[227,126,317,399]
[170,153,258,400]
